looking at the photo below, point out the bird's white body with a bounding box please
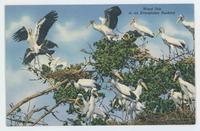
[160,33,186,49]
[74,79,97,92]
[27,31,41,54]
[50,57,67,71]
[178,77,195,99]
[169,89,187,108]
[91,22,117,40]
[110,80,133,100]
[132,84,143,100]
[130,20,154,38]
[86,94,95,120]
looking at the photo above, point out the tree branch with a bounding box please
[6,79,68,116]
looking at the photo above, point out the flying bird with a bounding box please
[177,14,194,39]
[157,27,186,56]
[88,6,121,40]
[13,11,58,65]
[130,17,154,40]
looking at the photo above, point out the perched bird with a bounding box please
[49,57,68,71]
[13,11,58,65]
[130,17,154,40]
[110,79,137,101]
[174,70,195,111]
[85,88,99,124]
[88,6,121,40]
[177,14,194,39]
[132,79,148,101]
[72,79,100,92]
[169,89,187,110]
[157,27,186,56]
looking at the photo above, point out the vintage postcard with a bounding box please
[5,4,195,126]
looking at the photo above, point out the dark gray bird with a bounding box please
[13,11,58,65]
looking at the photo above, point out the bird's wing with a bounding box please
[22,48,36,65]
[181,80,195,96]
[34,11,58,45]
[42,40,58,49]
[104,6,121,29]
[162,34,185,47]
[13,26,28,42]
[99,17,107,25]
[136,24,154,36]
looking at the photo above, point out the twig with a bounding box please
[32,101,62,126]
[7,118,48,126]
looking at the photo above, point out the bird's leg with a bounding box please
[36,56,41,70]
[168,46,171,59]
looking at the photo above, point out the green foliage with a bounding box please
[92,38,138,76]
[91,118,107,125]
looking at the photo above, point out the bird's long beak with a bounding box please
[173,75,177,81]
[176,17,180,23]
[155,31,160,37]
[141,82,148,90]
[86,22,92,28]
[94,92,99,97]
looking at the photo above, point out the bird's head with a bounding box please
[176,14,184,23]
[173,70,181,81]
[91,88,99,97]
[155,27,165,36]
[87,20,95,28]
[137,79,148,90]
[130,17,136,25]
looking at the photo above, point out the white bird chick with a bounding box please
[49,57,68,71]
[177,14,194,39]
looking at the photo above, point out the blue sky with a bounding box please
[5,4,194,125]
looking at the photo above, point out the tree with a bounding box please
[7,31,195,126]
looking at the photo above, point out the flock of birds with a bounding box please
[12,6,195,124]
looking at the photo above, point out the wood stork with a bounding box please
[110,79,137,101]
[174,70,195,111]
[49,57,68,71]
[130,17,154,40]
[13,11,58,65]
[177,14,194,39]
[72,79,100,92]
[85,88,99,124]
[157,27,186,56]
[88,6,121,40]
[132,79,148,101]
[169,89,187,110]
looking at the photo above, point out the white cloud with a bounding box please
[162,19,190,37]
[6,16,34,40]
[53,21,92,43]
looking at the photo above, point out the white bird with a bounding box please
[132,79,148,101]
[110,79,137,101]
[85,88,99,124]
[49,57,68,71]
[13,11,58,65]
[135,101,146,115]
[88,6,121,40]
[73,79,100,92]
[157,27,186,56]
[130,17,154,40]
[177,14,195,39]
[174,70,195,111]
[169,89,187,110]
